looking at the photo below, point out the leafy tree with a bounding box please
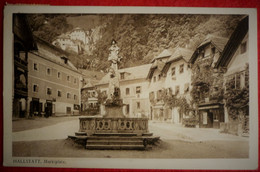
[225,64,249,120]
[27,14,244,71]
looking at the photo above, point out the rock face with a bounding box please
[52,26,103,55]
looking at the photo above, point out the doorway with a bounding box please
[45,100,52,117]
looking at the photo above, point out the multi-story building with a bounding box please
[52,33,80,54]
[161,48,193,123]
[12,14,37,118]
[215,16,249,135]
[79,69,105,115]
[81,81,99,115]
[52,27,94,55]
[28,36,82,117]
[147,48,193,123]
[189,34,228,128]
[96,64,152,118]
[147,50,171,121]
[70,27,88,44]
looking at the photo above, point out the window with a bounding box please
[240,42,247,54]
[153,76,156,82]
[227,72,246,89]
[57,90,62,97]
[57,72,61,79]
[126,88,130,95]
[67,75,70,82]
[201,51,205,58]
[47,88,52,95]
[136,86,141,94]
[74,78,77,84]
[120,73,125,80]
[235,73,241,89]
[211,47,216,55]
[46,68,51,75]
[33,84,38,92]
[175,86,180,95]
[102,90,107,96]
[74,94,77,100]
[184,83,189,93]
[167,88,173,95]
[179,64,184,74]
[33,63,38,71]
[137,102,140,109]
[158,74,161,81]
[157,90,162,100]
[67,93,71,99]
[171,67,176,76]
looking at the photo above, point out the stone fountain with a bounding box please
[69,40,159,150]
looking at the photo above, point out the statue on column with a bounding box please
[108,39,121,71]
[106,39,122,105]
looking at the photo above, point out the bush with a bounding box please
[183,118,198,127]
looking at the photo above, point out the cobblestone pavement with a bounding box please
[12,117,248,142]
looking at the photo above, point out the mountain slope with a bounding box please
[27,14,244,72]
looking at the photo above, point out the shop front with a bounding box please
[198,102,224,128]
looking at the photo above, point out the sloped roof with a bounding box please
[147,49,172,79]
[146,59,166,80]
[82,82,93,89]
[97,64,152,85]
[198,34,228,52]
[189,35,228,64]
[215,16,249,68]
[162,48,193,74]
[32,36,79,73]
[167,48,193,63]
[151,49,172,62]
[57,33,70,39]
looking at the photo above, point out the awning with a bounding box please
[198,102,223,110]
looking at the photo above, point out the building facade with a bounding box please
[52,34,80,54]
[96,64,151,118]
[13,14,38,118]
[147,48,193,123]
[189,35,228,128]
[52,27,95,55]
[215,16,249,135]
[28,37,82,117]
[81,82,99,115]
[147,50,171,121]
[162,48,193,123]
[80,69,105,115]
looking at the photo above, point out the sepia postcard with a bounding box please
[3,5,258,170]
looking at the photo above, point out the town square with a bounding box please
[3,6,258,169]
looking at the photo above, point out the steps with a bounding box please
[86,133,145,150]
[68,132,160,150]
[86,137,145,150]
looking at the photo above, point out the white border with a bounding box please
[3,5,258,170]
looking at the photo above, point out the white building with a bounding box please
[161,48,193,123]
[70,27,87,44]
[52,33,79,54]
[215,16,249,135]
[28,36,82,117]
[147,49,171,121]
[96,64,152,118]
[147,48,193,123]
